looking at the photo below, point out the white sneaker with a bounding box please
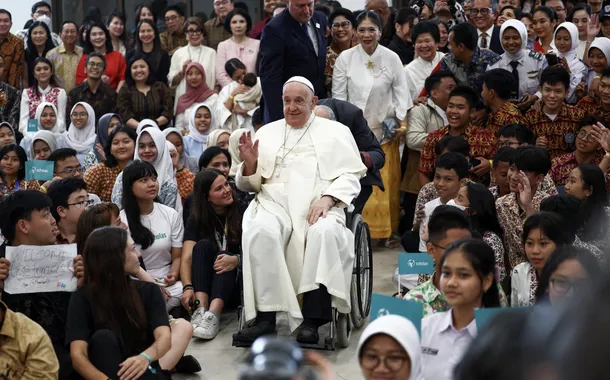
[190,307,206,329]
[193,311,219,340]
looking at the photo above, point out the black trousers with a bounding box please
[353,185,373,216]
[399,192,418,236]
[258,285,333,326]
[87,330,170,380]
[192,239,239,305]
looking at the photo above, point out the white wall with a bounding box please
[9,0,51,34]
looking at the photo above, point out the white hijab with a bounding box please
[357,315,422,380]
[588,37,610,69]
[500,19,527,61]
[30,130,57,159]
[229,128,247,177]
[64,102,96,154]
[34,102,61,135]
[188,103,217,144]
[134,128,175,188]
[136,119,161,135]
[207,129,230,148]
[553,22,580,62]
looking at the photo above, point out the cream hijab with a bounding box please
[588,37,610,69]
[136,119,161,135]
[357,315,421,380]
[134,127,175,187]
[207,129,231,148]
[553,22,580,62]
[229,128,248,177]
[500,19,528,61]
[34,102,61,135]
[30,130,57,159]
[64,102,96,154]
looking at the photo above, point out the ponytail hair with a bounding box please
[441,238,501,308]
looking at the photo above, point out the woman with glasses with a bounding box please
[18,57,66,135]
[216,9,260,88]
[357,314,421,380]
[126,19,170,85]
[169,17,217,115]
[0,144,41,199]
[59,102,97,170]
[535,245,601,306]
[325,8,356,96]
[76,22,127,91]
[333,11,411,247]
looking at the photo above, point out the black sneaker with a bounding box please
[174,355,201,374]
[296,325,320,345]
[232,320,277,346]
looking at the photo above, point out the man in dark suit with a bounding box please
[259,0,328,123]
[471,0,503,55]
[315,99,386,214]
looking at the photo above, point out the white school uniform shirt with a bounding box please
[332,44,412,142]
[420,309,478,380]
[404,51,445,100]
[511,261,535,307]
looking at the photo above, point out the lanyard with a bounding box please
[13,178,20,191]
[214,220,228,251]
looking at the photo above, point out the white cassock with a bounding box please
[236,114,367,331]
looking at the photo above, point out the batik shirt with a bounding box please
[525,104,585,159]
[486,101,527,135]
[576,96,610,127]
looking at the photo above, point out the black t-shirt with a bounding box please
[65,281,169,356]
[0,244,72,349]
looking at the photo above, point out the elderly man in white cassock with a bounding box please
[232,76,367,345]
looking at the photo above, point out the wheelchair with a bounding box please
[233,205,373,350]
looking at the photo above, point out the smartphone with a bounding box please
[546,53,559,66]
[469,157,481,170]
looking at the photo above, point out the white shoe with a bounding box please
[190,307,206,329]
[193,311,219,340]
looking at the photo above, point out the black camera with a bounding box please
[237,336,317,380]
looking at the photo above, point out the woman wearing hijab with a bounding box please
[206,129,230,150]
[228,128,247,177]
[552,22,588,104]
[28,130,57,161]
[487,19,547,110]
[136,118,161,135]
[174,63,220,132]
[94,113,122,162]
[357,314,421,380]
[163,127,199,173]
[111,127,181,214]
[20,102,63,159]
[183,104,226,159]
[60,102,98,170]
[578,37,610,98]
[167,140,195,202]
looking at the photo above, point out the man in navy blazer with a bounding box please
[259,0,328,123]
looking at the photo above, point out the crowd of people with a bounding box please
[1,0,610,379]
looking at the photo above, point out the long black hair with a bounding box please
[198,146,232,171]
[106,10,127,42]
[0,144,27,180]
[83,227,148,352]
[464,182,503,238]
[133,19,163,74]
[441,238,501,308]
[31,56,58,91]
[104,126,137,168]
[84,22,114,54]
[75,202,121,255]
[25,21,55,57]
[122,160,157,249]
[522,211,574,247]
[576,164,610,242]
[535,245,602,302]
[190,168,242,250]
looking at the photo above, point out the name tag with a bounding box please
[315,22,320,29]
[422,347,439,355]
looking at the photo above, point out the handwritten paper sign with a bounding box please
[398,253,435,275]
[26,160,54,181]
[27,119,38,133]
[474,307,532,330]
[370,293,424,333]
[4,244,77,294]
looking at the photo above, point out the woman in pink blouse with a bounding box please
[215,9,260,88]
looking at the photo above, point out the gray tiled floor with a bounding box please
[175,246,398,380]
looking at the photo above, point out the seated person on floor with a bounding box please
[232,76,366,345]
[181,169,246,340]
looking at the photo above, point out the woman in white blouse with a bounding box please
[420,239,500,380]
[19,57,66,134]
[169,17,216,113]
[404,21,445,101]
[332,11,412,245]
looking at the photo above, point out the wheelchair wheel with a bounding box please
[336,312,351,348]
[350,214,373,329]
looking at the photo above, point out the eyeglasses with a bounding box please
[332,21,352,30]
[71,112,88,119]
[87,61,104,68]
[165,15,179,22]
[55,166,84,175]
[360,353,408,372]
[35,10,51,17]
[67,199,94,209]
[550,277,587,294]
[214,0,230,6]
[577,129,595,142]
[471,7,493,15]
[187,29,202,35]
[498,140,520,147]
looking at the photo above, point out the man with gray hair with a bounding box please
[233,76,366,345]
[315,98,385,214]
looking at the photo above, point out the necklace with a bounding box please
[187,45,203,62]
[275,117,315,178]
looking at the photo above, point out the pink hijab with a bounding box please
[175,62,215,115]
